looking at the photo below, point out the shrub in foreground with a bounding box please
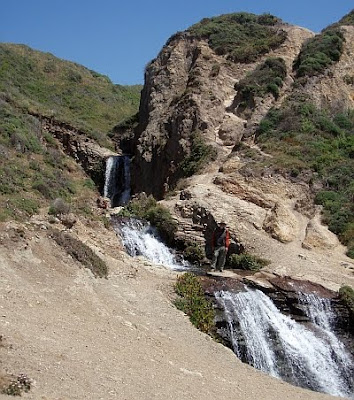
[228,253,270,271]
[174,273,215,333]
[50,229,108,278]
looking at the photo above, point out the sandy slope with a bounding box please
[0,218,340,400]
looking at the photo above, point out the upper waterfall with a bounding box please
[103,155,131,207]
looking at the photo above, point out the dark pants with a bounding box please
[211,246,227,271]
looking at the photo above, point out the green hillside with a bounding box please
[0,43,142,221]
[254,10,354,258]
[0,43,141,146]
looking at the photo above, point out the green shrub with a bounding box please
[83,178,96,190]
[48,198,70,216]
[174,273,215,333]
[228,253,270,271]
[235,57,287,109]
[2,374,32,396]
[347,246,354,258]
[188,12,287,64]
[50,229,108,278]
[120,195,178,245]
[66,69,82,83]
[32,180,53,199]
[183,242,205,264]
[293,28,344,77]
[179,131,217,177]
[11,197,39,216]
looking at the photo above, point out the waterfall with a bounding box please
[113,218,189,270]
[103,155,131,207]
[215,289,353,398]
[299,293,354,389]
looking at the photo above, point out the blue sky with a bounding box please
[1,1,352,85]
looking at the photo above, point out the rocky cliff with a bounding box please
[123,19,313,197]
[114,12,354,290]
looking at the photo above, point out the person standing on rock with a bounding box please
[211,221,230,272]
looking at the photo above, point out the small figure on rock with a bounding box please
[97,197,109,209]
[211,221,230,272]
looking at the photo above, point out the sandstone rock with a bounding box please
[302,213,340,250]
[59,213,77,229]
[219,156,242,173]
[262,204,298,243]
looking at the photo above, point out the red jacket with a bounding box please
[212,228,230,249]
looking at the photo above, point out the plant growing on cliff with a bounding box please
[293,9,354,79]
[174,273,215,333]
[2,374,32,396]
[293,28,344,78]
[234,57,287,113]
[188,12,287,64]
[179,131,217,177]
[182,242,206,265]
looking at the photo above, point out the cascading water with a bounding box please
[215,289,353,398]
[103,155,131,207]
[113,218,189,271]
[299,293,354,390]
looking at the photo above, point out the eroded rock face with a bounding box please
[127,25,313,199]
[121,17,354,292]
[262,204,299,243]
[301,26,354,112]
[40,116,117,191]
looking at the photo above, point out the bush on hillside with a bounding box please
[179,131,217,177]
[174,273,215,333]
[339,285,354,316]
[228,253,270,271]
[188,12,287,64]
[50,228,108,278]
[48,198,71,216]
[182,242,206,264]
[293,29,344,77]
[235,57,287,111]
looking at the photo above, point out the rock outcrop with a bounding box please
[40,115,118,190]
[111,17,354,294]
[124,24,313,198]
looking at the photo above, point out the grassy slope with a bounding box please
[254,10,354,257]
[0,43,141,221]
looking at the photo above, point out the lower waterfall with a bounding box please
[113,218,189,270]
[103,155,131,207]
[215,289,353,398]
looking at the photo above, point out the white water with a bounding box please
[115,218,189,270]
[103,156,117,200]
[103,156,131,207]
[215,289,353,398]
[299,293,354,388]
